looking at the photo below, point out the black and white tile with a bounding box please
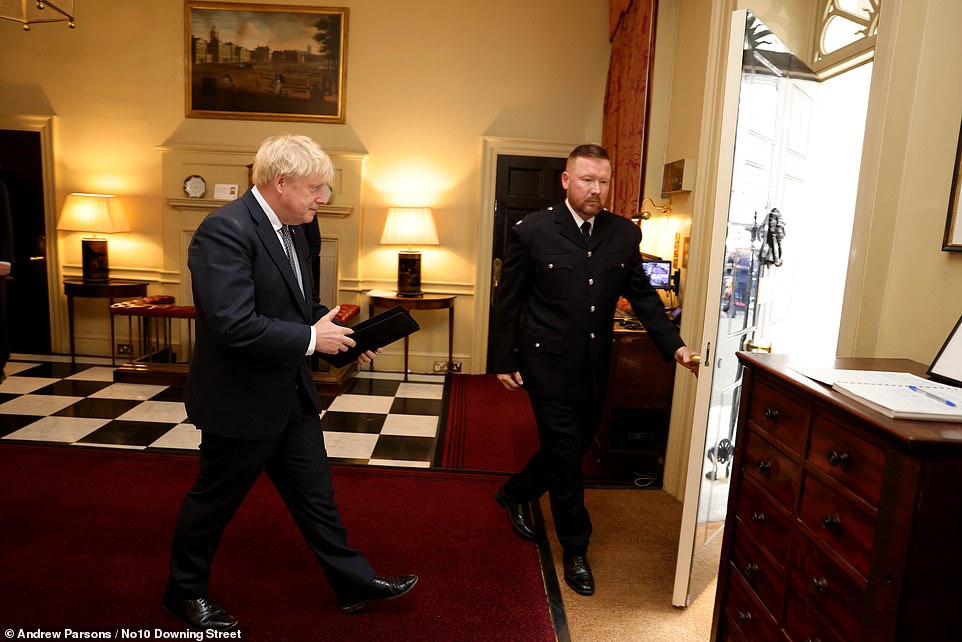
[0,354,446,468]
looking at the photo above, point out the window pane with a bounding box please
[823,15,865,53]
[837,0,874,19]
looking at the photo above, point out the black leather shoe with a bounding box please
[494,487,538,542]
[340,575,418,614]
[163,591,238,631]
[563,554,595,596]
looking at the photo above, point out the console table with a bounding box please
[64,279,148,364]
[367,290,455,379]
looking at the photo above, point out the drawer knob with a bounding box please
[827,450,851,469]
[809,576,830,595]
[763,407,780,421]
[744,561,760,577]
[821,514,842,532]
[750,511,766,524]
[737,610,753,624]
[756,460,773,474]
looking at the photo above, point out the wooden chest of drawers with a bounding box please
[713,353,962,641]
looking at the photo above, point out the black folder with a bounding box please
[319,305,420,367]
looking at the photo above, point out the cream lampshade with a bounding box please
[379,207,439,297]
[57,193,130,282]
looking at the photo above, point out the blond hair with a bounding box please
[251,134,334,186]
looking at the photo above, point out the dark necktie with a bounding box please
[280,225,303,297]
[580,220,591,240]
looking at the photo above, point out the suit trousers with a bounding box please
[504,394,604,555]
[168,388,375,600]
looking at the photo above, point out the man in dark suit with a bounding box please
[165,135,417,631]
[490,144,698,596]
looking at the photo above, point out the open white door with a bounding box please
[671,9,747,608]
[671,10,836,607]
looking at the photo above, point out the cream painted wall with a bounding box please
[640,0,695,267]
[839,0,962,361]
[0,0,608,365]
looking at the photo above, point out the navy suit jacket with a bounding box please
[490,203,684,400]
[184,189,327,439]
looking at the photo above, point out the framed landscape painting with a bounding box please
[185,2,348,123]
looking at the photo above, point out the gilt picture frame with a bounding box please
[185,2,348,123]
[943,119,962,251]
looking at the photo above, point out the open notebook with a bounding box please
[824,370,962,421]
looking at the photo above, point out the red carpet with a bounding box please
[437,374,602,481]
[0,444,554,641]
[437,374,540,472]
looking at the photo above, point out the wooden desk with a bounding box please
[64,279,148,364]
[367,290,455,379]
[595,323,676,484]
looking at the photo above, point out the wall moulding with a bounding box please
[166,197,352,218]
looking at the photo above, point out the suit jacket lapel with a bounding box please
[588,211,618,248]
[553,203,587,248]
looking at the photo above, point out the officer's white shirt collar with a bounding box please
[565,199,594,235]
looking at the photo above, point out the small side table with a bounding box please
[367,290,455,379]
[64,279,148,364]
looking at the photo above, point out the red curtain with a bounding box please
[603,0,658,218]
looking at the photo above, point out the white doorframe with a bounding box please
[471,137,580,374]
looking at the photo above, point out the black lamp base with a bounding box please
[81,238,109,282]
[396,250,422,297]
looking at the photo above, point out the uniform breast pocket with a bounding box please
[534,254,574,300]
[604,256,628,277]
[604,256,630,286]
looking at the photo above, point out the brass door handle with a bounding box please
[490,258,502,307]
[745,339,772,353]
[29,256,46,262]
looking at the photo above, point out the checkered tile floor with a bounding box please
[0,354,447,468]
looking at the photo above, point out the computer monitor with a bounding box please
[642,260,673,290]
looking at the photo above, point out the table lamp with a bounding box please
[380,207,439,297]
[57,193,130,282]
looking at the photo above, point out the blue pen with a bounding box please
[907,385,957,407]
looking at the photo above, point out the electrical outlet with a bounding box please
[450,361,462,373]
[433,361,448,372]
[117,343,133,356]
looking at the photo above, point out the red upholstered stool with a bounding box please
[110,297,170,362]
[334,304,360,325]
[109,299,357,366]
[135,304,196,362]
[109,296,195,363]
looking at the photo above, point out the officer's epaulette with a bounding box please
[519,208,555,225]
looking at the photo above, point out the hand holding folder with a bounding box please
[319,305,420,367]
